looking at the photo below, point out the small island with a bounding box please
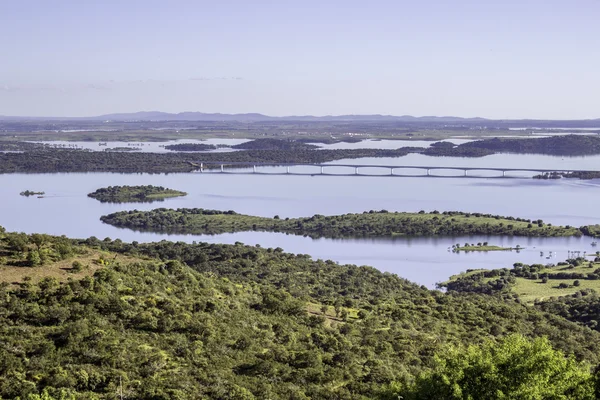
[20,190,45,197]
[103,147,142,152]
[100,209,582,239]
[88,185,187,203]
[164,143,218,151]
[452,243,522,252]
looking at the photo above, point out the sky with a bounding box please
[0,0,599,119]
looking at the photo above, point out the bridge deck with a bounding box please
[196,161,591,174]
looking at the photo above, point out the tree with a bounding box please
[30,233,48,251]
[27,250,42,267]
[399,334,594,399]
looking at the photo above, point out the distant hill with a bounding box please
[1,111,599,126]
[84,112,495,123]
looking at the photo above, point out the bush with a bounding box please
[71,261,83,272]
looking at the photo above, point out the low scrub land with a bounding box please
[100,209,582,238]
[88,185,187,203]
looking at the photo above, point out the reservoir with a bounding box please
[2,152,600,288]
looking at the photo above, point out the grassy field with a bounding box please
[513,261,600,303]
[513,277,600,303]
[445,259,600,304]
[0,248,142,286]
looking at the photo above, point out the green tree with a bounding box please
[27,250,42,267]
[30,233,48,251]
[399,334,594,400]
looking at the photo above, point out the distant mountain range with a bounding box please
[0,111,599,124]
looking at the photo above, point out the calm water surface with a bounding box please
[32,138,250,152]
[310,139,473,150]
[2,152,600,288]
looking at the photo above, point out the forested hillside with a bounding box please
[1,227,600,398]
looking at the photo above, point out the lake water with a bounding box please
[2,152,600,288]
[310,139,473,150]
[31,138,250,153]
[32,138,471,152]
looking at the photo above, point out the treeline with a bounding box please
[99,208,583,238]
[231,138,319,150]
[2,227,600,398]
[0,147,420,174]
[422,144,494,157]
[460,134,600,156]
[535,171,600,180]
[87,185,187,203]
[164,143,217,151]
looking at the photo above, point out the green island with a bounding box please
[87,185,187,203]
[99,209,583,238]
[20,190,45,197]
[452,242,521,252]
[1,226,600,398]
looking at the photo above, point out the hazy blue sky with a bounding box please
[1,0,599,118]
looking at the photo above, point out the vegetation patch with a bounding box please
[88,185,187,203]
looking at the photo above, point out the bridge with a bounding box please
[193,162,587,179]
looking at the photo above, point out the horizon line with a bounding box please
[1,111,600,122]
